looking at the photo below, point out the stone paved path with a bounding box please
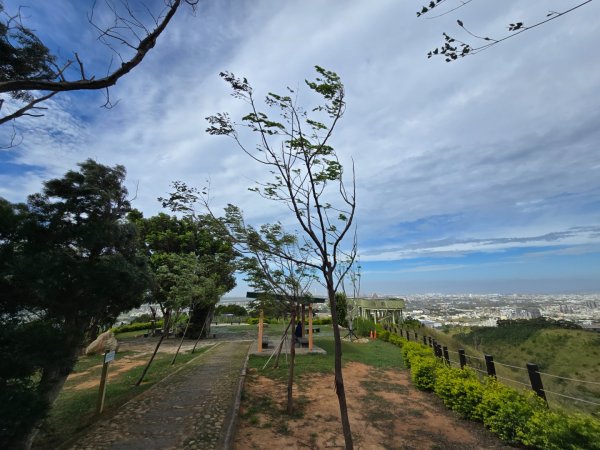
[70,341,251,450]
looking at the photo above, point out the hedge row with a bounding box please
[381,332,600,449]
[112,320,164,333]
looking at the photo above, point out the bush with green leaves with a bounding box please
[382,332,600,449]
[312,317,332,325]
[378,330,390,342]
[475,378,543,443]
[400,341,433,368]
[247,317,271,325]
[518,408,600,450]
[112,321,164,334]
[434,365,484,420]
[353,317,376,337]
[409,355,442,390]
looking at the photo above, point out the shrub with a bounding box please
[379,330,390,342]
[112,320,163,333]
[401,341,433,368]
[247,317,271,325]
[313,317,332,325]
[388,333,405,347]
[476,378,542,443]
[434,366,484,420]
[353,317,376,337]
[410,355,441,390]
[518,408,600,450]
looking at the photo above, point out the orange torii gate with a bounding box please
[246,292,326,352]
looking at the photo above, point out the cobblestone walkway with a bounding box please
[71,341,251,450]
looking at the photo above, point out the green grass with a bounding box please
[247,336,405,380]
[34,347,211,449]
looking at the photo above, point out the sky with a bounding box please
[1,0,599,296]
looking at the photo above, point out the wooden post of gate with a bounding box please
[308,304,314,352]
[458,348,467,369]
[484,354,496,378]
[97,350,115,414]
[527,363,547,403]
[257,309,264,353]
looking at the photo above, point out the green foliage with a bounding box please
[518,408,600,450]
[314,316,332,325]
[112,321,164,334]
[0,160,151,447]
[335,292,348,327]
[475,378,542,443]
[0,1,57,102]
[434,366,484,420]
[134,194,237,338]
[247,317,271,325]
[384,331,600,448]
[409,356,441,390]
[353,317,376,337]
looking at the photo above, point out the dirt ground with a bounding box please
[234,362,513,450]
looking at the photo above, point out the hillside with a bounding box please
[412,320,600,416]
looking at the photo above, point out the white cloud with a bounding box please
[2,0,600,292]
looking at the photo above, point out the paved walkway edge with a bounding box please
[222,343,251,450]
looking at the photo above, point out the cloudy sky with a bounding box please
[1,0,599,296]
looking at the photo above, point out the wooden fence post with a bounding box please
[458,348,467,369]
[406,330,410,341]
[428,336,433,348]
[484,354,496,377]
[443,346,450,365]
[414,331,418,340]
[422,336,427,346]
[527,363,547,403]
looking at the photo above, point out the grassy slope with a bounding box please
[418,324,600,415]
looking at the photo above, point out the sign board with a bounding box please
[104,350,116,363]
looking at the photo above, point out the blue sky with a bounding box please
[1,0,599,295]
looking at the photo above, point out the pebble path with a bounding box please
[70,340,251,450]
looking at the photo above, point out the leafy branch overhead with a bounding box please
[420,0,593,61]
[0,0,198,127]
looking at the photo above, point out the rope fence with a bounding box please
[398,327,600,411]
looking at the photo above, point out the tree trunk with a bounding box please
[274,317,293,369]
[287,305,296,414]
[328,280,354,449]
[18,345,81,449]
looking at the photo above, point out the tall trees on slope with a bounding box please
[0,160,150,449]
[207,66,357,449]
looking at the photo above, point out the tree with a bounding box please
[219,204,316,413]
[335,292,348,328]
[214,304,248,316]
[0,159,150,449]
[207,66,357,449]
[0,0,198,127]
[420,0,594,61]
[142,184,238,338]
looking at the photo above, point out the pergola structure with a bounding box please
[352,298,406,325]
[247,292,326,352]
